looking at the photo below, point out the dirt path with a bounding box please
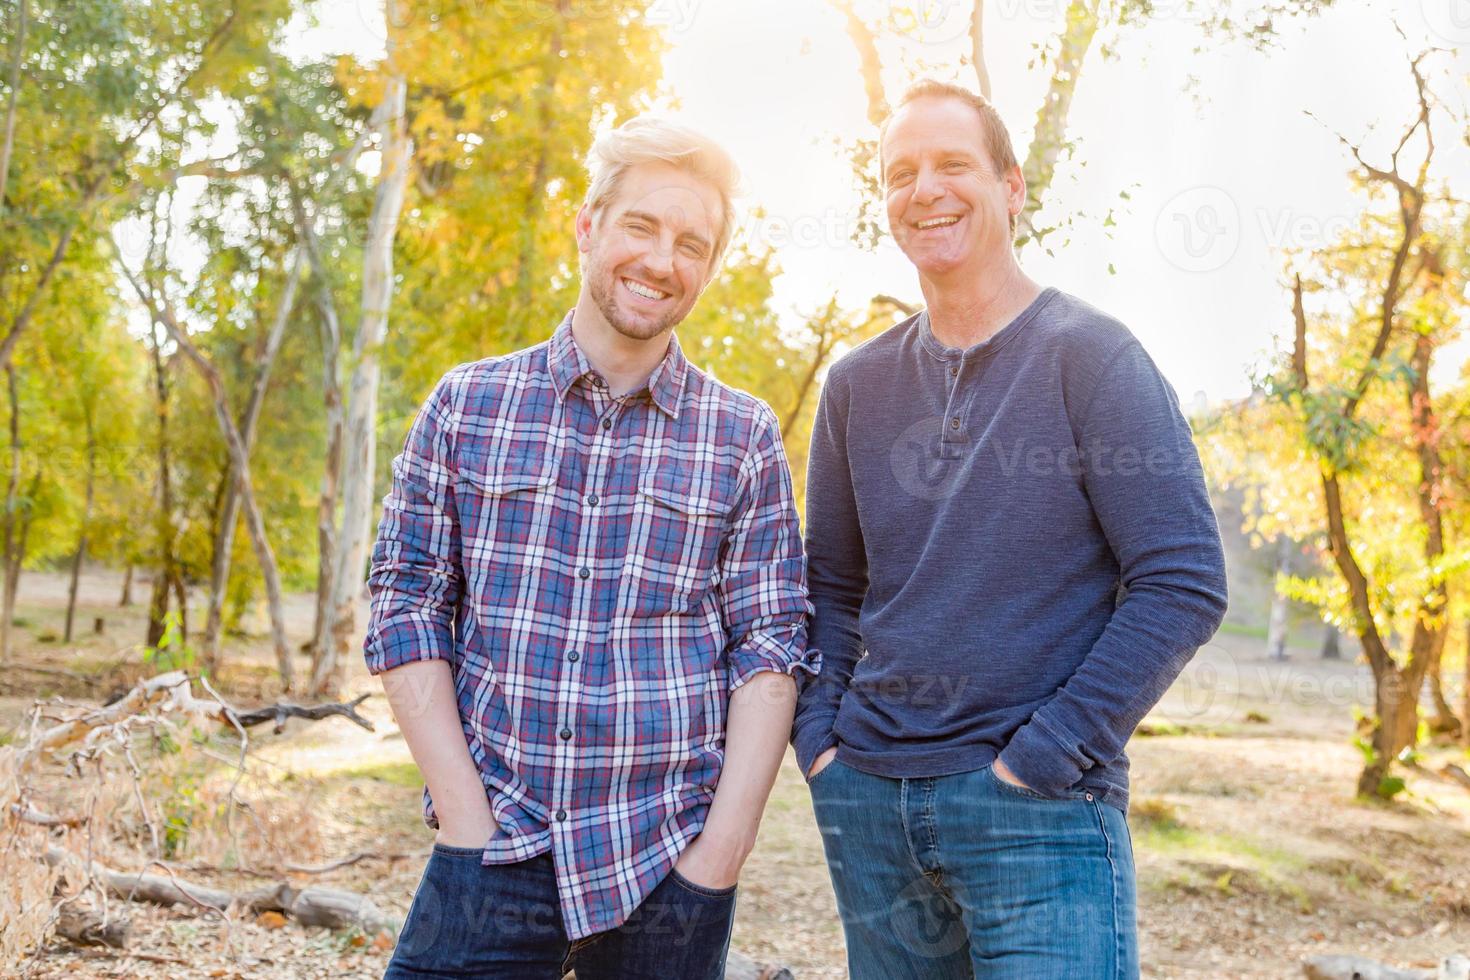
[3,570,1467,978]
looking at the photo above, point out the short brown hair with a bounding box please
[879,79,1021,233]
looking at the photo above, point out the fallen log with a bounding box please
[55,905,129,949]
[1305,954,1470,980]
[229,693,373,733]
[44,848,395,937]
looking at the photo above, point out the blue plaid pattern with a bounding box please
[364,313,818,939]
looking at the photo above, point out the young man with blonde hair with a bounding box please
[369,116,816,979]
[792,79,1228,978]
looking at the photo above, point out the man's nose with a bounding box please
[912,166,944,206]
[642,233,676,277]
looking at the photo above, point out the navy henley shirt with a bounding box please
[790,286,1229,812]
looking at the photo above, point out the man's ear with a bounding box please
[575,204,595,254]
[1005,165,1027,220]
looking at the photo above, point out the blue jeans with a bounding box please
[383,848,736,979]
[809,759,1138,979]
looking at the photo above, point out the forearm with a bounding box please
[702,671,797,858]
[379,658,492,833]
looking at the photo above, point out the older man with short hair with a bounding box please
[792,79,1228,979]
[369,116,816,980]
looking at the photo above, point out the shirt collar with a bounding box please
[547,311,688,419]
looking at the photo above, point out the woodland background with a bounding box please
[0,1,1468,977]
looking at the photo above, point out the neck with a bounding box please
[919,252,1041,350]
[570,293,672,397]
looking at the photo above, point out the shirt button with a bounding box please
[555,809,567,822]
[578,567,590,579]
[601,418,612,430]
[567,651,580,662]
[586,494,599,506]
[950,417,961,429]
[559,728,573,741]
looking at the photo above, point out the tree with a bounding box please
[1214,49,1468,795]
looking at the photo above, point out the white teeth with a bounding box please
[623,278,668,300]
[917,216,960,229]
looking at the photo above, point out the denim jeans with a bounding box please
[383,848,736,979]
[809,759,1138,979]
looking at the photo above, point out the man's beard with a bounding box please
[587,261,682,341]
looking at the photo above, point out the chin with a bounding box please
[607,306,678,341]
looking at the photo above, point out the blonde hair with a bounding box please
[584,116,740,266]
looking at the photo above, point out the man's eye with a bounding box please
[626,222,652,235]
[680,242,706,259]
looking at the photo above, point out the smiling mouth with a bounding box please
[914,216,962,230]
[623,278,671,301]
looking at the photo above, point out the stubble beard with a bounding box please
[587,260,681,342]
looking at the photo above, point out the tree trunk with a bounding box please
[0,0,26,207]
[119,563,133,607]
[1320,624,1341,660]
[1016,0,1101,247]
[1463,619,1470,750]
[1427,652,1461,738]
[1265,536,1291,661]
[832,0,888,125]
[1358,666,1420,797]
[202,250,303,672]
[145,322,176,649]
[121,269,295,689]
[1,364,18,660]
[63,407,96,643]
[312,63,411,694]
[968,0,991,100]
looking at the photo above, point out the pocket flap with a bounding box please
[455,451,556,495]
[638,465,736,518]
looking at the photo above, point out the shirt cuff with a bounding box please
[363,614,455,675]
[727,627,821,693]
[792,715,838,781]
[997,716,1088,797]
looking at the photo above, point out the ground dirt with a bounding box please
[2,569,1467,979]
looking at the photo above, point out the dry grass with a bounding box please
[2,571,1469,978]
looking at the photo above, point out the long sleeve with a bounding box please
[719,406,821,690]
[363,373,464,675]
[997,341,1229,795]
[790,369,868,778]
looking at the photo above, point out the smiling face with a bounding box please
[577,161,723,342]
[882,96,1025,283]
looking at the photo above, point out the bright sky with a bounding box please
[295,0,1470,406]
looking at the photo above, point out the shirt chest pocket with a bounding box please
[619,464,739,618]
[452,450,559,615]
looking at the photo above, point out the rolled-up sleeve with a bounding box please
[363,371,464,675]
[718,405,820,692]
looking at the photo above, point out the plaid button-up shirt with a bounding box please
[364,314,817,939]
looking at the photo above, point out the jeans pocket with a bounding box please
[985,762,1078,802]
[807,757,845,788]
[667,868,738,900]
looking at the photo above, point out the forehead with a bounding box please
[603,161,723,236]
[882,96,990,162]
